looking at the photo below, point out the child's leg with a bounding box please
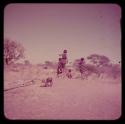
[57,68,59,77]
[57,67,62,77]
[70,74,72,79]
[80,69,83,79]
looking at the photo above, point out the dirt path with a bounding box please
[4,78,121,120]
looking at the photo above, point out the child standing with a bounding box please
[59,50,68,69]
[57,58,63,77]
[78,58,86,79]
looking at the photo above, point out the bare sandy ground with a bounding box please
[4,69,121,120]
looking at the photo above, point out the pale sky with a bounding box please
[4,4,121,64]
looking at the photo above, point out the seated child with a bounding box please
[41,77,53,87]
[66,69,72,79]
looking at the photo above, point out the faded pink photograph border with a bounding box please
[4,3,121,120]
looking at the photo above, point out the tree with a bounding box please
[87,54,110,67]
[4,39,25,65]
[105,63,121,79]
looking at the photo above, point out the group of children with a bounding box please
[41,50,86,87]
[57,50,86,79]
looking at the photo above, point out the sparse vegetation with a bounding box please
[4,43,121,120]
[4,39,25,65]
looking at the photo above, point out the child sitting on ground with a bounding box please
[41,77,53,87]
[66,69,72,79]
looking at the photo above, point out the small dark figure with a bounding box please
[78,58,86,79]
[57,58,63,77]
[41,77,53,87]
[46,77,53,87]
[59,50,68,69]
[66,69,72,79]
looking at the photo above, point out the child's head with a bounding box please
[81,58,84,61]
[63,50,67,53]
[59,58,62,61]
